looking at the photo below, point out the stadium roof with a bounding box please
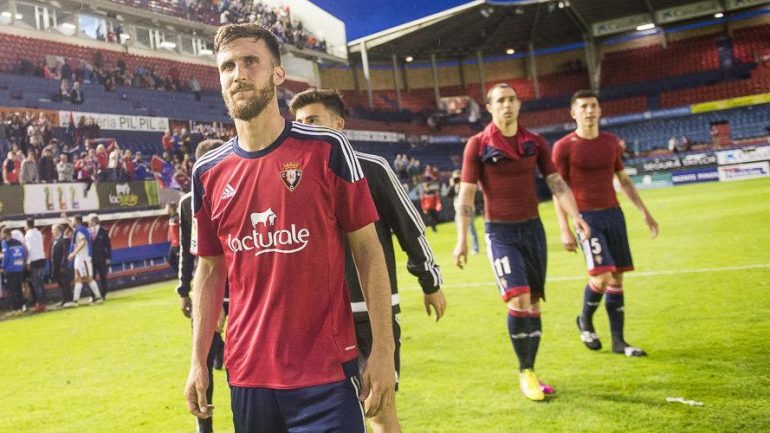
[347,0,770,62]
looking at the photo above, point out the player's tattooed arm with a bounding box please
[453,181,478,269]
[458,204,474,217]
[545,173,570,195]
[545,173,591,240]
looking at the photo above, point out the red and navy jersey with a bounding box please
[552,131,624,211]
[462,125,557,222]
[190,120,378,389]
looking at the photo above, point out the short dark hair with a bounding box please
[571,89,600,106]
[195,139,225,159]
[26,218,34,228]
[213,23,282,65]
[73,215,83,225]
[486,83,517,104]
[288,88,347,119]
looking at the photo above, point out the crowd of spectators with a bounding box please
[107,0,329,53]
[218,1,327,52]
[0,111,153,188]
[17,53,206,99]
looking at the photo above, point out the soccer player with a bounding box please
[67,214,103,305]
[185,24,395,433]
[290,88,446,433]
[453,83,590,401]
[552,90,659,357]
[178,138,228,433]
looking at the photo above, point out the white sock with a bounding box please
[89,281,102,299]
[73,283,83,301]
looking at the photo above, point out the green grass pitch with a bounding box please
[2,178,769,432]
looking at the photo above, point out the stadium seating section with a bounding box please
[0,34,221,89]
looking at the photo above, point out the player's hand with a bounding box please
[106,259,111,265]
[453,241,468,269]
[185,363,212,419]
[645,213,659,239]
[179,296,192,318]
[574,216,591,241]
[561,229,578,252]
[424,290,447,322]
[359,345,395,418]
[216,306,226,334]
[67,253,74,261]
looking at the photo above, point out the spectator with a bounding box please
[419,178,442,232]
[89,215,112,300]
[161,130,173,154]
[50,223,75,307]
[189,76,201,101]
[60,60,73,82]
[134,152,148,180]
[3,150,19,184]
[57,79,71,102]
[20,151,39,184]
[1,227,27,316]
[107,142,122,181]
[24,219,47,312]
[7,114,26,150]
[95,143,109,180]
[57,153,74,182]
[123,149,136,180]
[70,81,85,104]
[38,147,56,183]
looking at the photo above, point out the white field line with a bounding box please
[439,263,770,289]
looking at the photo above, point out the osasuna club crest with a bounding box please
[280,162,303,191]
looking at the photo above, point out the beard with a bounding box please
[223,77,275,121]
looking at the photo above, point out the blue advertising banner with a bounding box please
[671,167,720,185]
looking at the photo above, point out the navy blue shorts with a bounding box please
[230,360,365,433]
[355,313,402,391]
[485,218,547,303]
[578,207,634,276]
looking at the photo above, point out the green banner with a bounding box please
[96,181,160,209]
[0,185,25,217]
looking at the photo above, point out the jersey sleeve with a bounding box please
[364,157,442,294]
[191,171,223,256]
[613,136,625,172]
[327,133,379,232]
[552,138,571,184]
[461,136,482,183]
[177,195,194,296]
[535,135,558,177]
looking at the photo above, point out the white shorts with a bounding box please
[73,256,94,279]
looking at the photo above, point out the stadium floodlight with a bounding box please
[636,23,655,31]
[405,56,414,62]
[0,12,10,18]
[199,49,213,56]
[714,12,724,18]
[160,41,177,49]
[119,33,131,41]
[506,48,515,55]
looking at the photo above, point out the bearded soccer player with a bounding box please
[184,24,395,432]
[453,83,590,401]
[552,90,659,357]
[290,88,446,433]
